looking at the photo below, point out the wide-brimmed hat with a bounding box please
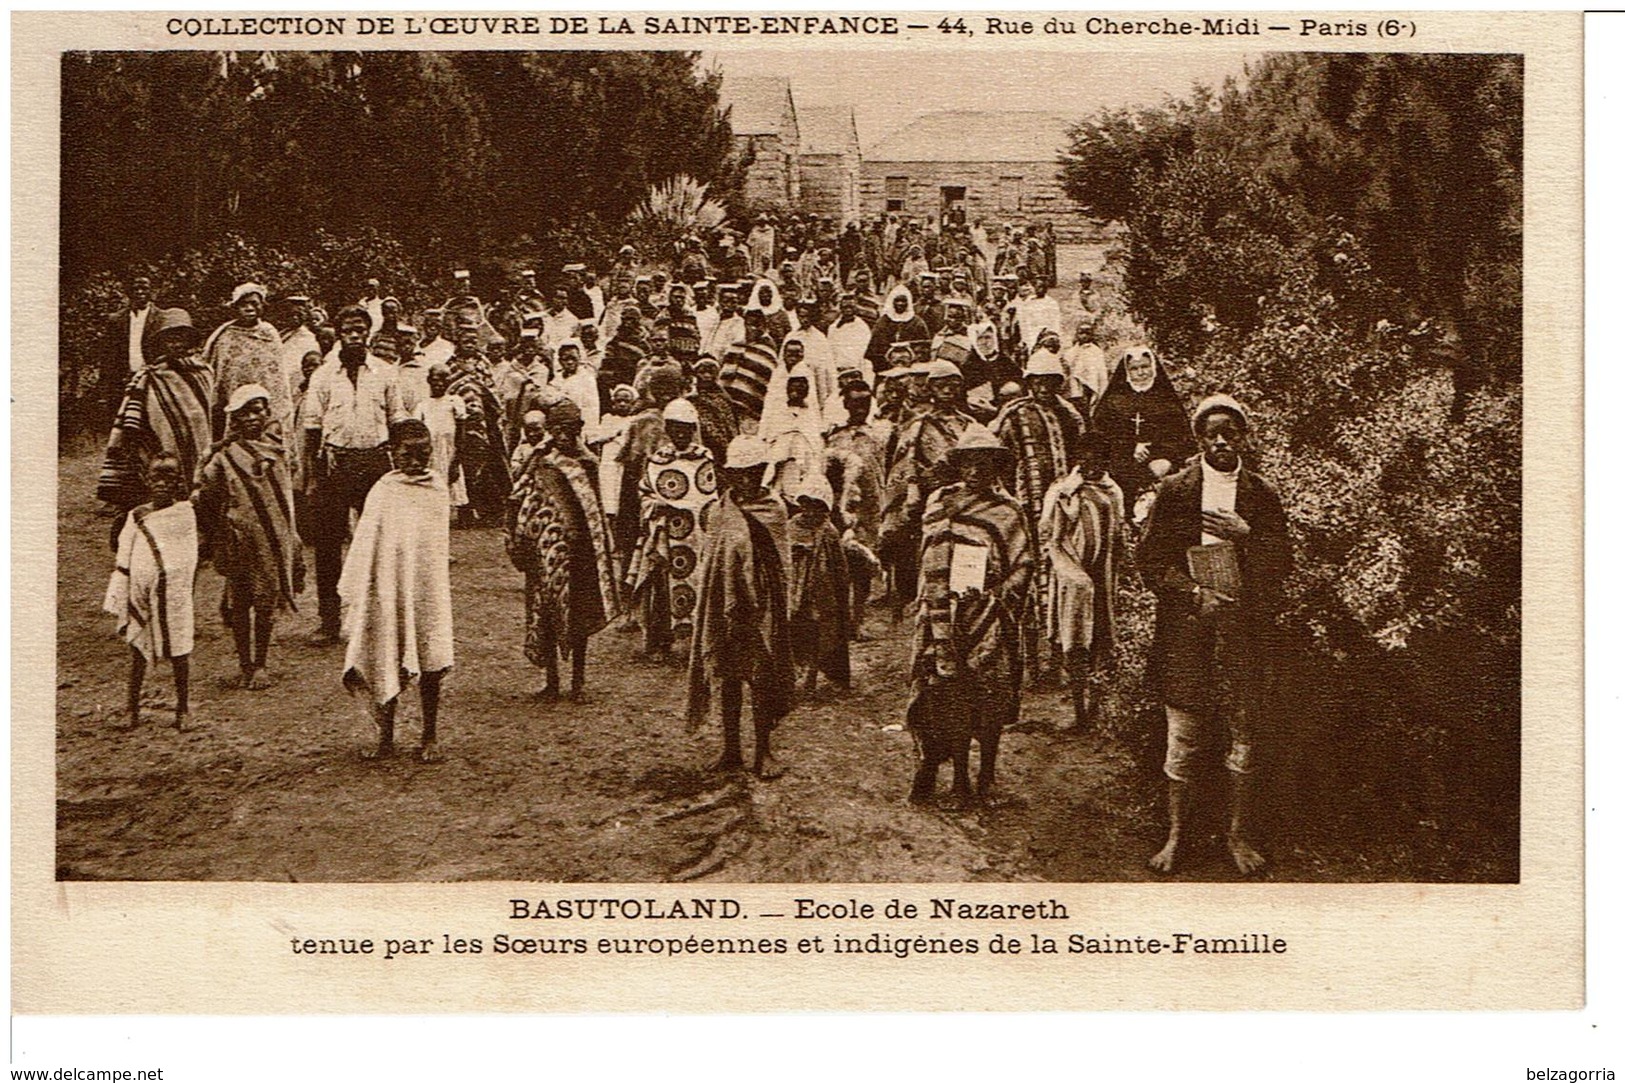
[1024,351,1065,378]
[149,308,201,347]
[947,423,1013,464]
[925,358,962,381]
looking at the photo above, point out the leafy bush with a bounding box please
[1062,54,1523,877]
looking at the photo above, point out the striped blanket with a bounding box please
[1039,471,1125,656]
[447,361,512,517]
[104,501,198,661]
[880,409,972,543]
[686,493,793,728]
[96,357,215,510]
[720,342,777,425]
[194,433,302,614]
[991,394,1085,665]
[906,483,1032,742]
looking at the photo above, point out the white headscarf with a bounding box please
[745,279,784,318]
[1120,344,1160,394]
[882,284,916,324]
[761,333,827,444]
[969,321,1000,362]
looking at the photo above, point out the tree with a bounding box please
[1059,53,1524,874]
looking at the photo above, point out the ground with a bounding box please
[54,245,1438,883]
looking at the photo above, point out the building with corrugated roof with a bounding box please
[859,110,1086,236]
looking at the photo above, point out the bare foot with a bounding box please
[360,742,395,761]
[308,626,341,647]
[112,712,141,731]
[417,741,443,764]
[1227,834,1268,876]
[171,711,199,732]
[566,687,588,703]
[753,753,785,780]
[533,685,560,703]
[1148,837,1181,874]
[245,667,271,690]
[708,754,745,774]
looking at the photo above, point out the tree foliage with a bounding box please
[61,50,737,277]
[1062,54,1524,875]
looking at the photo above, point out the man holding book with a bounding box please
[1140,395,1292,876]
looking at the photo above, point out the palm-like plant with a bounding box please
[626,175,728,260]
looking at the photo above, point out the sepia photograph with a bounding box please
[49,42,1527,887]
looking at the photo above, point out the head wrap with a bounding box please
[1192,393,1250,436]
[225,383,270,414]
[230,282,267,306]
[662,398,700,425]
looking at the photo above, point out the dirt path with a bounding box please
[58,438,1163,882]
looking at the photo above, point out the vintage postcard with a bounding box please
[12,9,1581,1015]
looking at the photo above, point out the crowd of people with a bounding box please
[90,210,1290,875]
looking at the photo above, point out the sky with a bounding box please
[706,48,1255,149]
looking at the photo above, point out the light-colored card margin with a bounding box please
[11,10,1583,1013]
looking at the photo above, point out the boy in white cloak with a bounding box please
[104,454,197,731]
[339,418,454,762]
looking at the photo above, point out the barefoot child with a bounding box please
[414,363,467,516]
[104,454,198,730]
[338,418,455,762]
[786,476,852,693]
[687,434,795,779]
[506,398,620,701]
[194,384,305,689]
[1038,429,1127,732]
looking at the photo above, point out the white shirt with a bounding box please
[1200,456,1240,546]
[128,307,150,372]
[419,337,455,369]
[704,314,746,358]
[542,310,580,353]
[552,368,601,432]
[305,355,404,449]
[695,306,719,351]
[1016,295,1063,352]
